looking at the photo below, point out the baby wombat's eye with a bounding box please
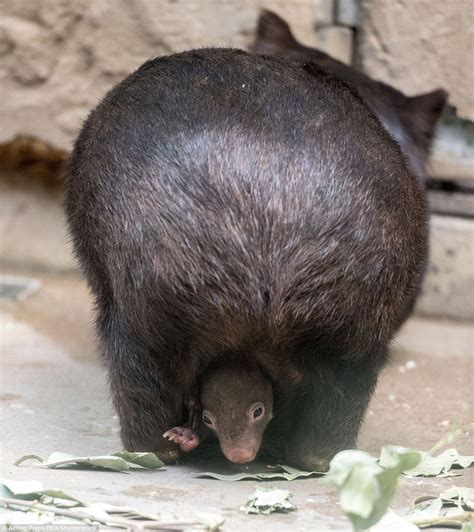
[202,410,216,428]
[250,402,265,421]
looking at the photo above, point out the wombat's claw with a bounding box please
[163,427,200,452]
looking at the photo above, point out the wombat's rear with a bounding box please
[66,49,427,469]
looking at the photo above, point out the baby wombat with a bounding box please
[66,49,428,470]
[164,360,274,464]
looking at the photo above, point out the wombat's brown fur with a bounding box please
[66,49,427,469]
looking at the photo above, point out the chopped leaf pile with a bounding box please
[7,423,473,528]
[403,449,473,478]
[0,479,223,530]
[408,487,474,529]
[379,446,474,478]
[196,464,322,481]
[15,451,164,472]
[0,479,80,504]
[323,446,421,531]
[240,486,296,515]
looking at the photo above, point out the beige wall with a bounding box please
[1,0,472,150]
[0,0,317,149]
[359,0,474,121]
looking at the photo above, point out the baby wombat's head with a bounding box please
[200,361,273,464]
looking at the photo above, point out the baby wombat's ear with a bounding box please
[250,9,299,56]
[405,88,449,142]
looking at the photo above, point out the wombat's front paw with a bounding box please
[163,427,200,452]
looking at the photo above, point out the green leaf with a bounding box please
[14,451,164,472]
[276,464,325,480]
[409,497,444,524]
[339,465,380,520]
[43,452,131,471]
[408,487,474,528]
[196,464,322,481]
[402,449,474,477]
[322,450,377,491]
[1,479,44,497]
[240,486,296,515]
[378,446,421,470]
[324,446,421,530]
[441,487,474,510]
[111,451,165,469]
[0,478,82,504]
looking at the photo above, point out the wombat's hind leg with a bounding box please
[286,358,380,472]
[99,305,184,464]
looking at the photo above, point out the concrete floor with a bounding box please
[0,155,472,530]
[0,269,473,531]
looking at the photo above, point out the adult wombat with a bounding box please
[66,49,427,469]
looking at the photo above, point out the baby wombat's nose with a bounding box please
[225,448,256,464]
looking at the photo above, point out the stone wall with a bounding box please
[0,0,319,149]
[3,0,471,150]
[358,0,473,122]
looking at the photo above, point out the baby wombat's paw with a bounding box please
[163,427,200,452]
